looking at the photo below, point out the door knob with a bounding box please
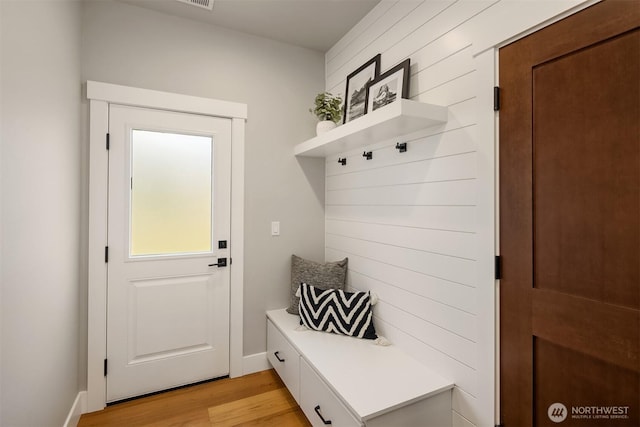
[208,258,227,267]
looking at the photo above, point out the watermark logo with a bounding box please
[548,403,568,423]
[547,402,630,422]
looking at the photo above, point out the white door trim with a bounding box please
[86,81,246,412]
[87,81,248,119]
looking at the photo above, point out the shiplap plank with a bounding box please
[373,307,477,395]
[327,78,347,97]
[381,0,497,70]
[327,0,423,75]
[326,179,477,207]
[453,411,476,427]
[374,0,456,70]
[326,247,476,314]
[326,1,426,94]
[326,152,477,191]
[326,219,476,260]
[410,31,472,76]
[322,99,476,166]
[325,205,475,233]
[444,96,476,126]
[349,270,477,340]
[325,2,495,94]
[326,0,396,64]
[369,300,476,367]
[330,66,476,103]
[413,70,476,105]
[466,0,587,55]
[452,387,478,426]
[325,124,476,176]
[374,0,455,71]
[325,233,477,287]
[410,45,475,98]
[327,1,453,88]
[372,314,478,395]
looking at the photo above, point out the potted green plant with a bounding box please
[310,92,343,135]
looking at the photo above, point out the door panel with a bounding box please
[128,275,215,361]
[532,31,639,309]
[107,105,232,402]
[534,339,639,427]
[499,1,639,425]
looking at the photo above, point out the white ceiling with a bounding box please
[116,0,381,52]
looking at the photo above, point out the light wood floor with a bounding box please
[78,369,311,427]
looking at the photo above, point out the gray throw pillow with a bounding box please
[286,255,348,315]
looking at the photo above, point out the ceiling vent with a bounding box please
[176,0,214,11]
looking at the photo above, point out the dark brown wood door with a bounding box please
[499,1,640,426]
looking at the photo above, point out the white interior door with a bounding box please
[106,105,231,402]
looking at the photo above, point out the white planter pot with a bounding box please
[316,120,337,135]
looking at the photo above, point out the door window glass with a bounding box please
[130,130,213,256]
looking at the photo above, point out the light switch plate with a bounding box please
[271,221,280,236]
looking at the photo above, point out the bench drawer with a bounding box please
[300,358,362,427]
[267,319,300,402]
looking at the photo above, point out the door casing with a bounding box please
[472,1,603,425]
[86,81,247,412]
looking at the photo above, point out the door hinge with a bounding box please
[105,246,109,263]
[493,86,501,111]
[104,359,108,376]
[106,133,110,150]
[495,255,502,280]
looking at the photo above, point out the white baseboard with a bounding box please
[243,352,270,375]
[63,391,87,427]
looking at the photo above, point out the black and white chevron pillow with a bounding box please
[298,282,378,340]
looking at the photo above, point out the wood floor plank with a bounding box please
[78,370,308,427]
[235,408,311,427]
[208,388,297,426]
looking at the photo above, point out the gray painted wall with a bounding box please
[0,1,82,425]
[1,0,325,422]
[80,0,326,375]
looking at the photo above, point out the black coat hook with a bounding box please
[362,151,373,160]
[338,157,347,166]
[395,142,407,153]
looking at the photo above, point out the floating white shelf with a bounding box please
[294,99,448,158]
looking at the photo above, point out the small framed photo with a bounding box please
[343,54,381,123]
[365,58,411,114]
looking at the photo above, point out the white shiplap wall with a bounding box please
[323,1,592,426]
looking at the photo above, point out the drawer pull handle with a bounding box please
[314,405,332,425]
[274,351,285,362]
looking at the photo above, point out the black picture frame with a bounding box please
[343,54,381,124]
[365,58,411,115]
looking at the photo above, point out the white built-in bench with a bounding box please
[266,309,454,427]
